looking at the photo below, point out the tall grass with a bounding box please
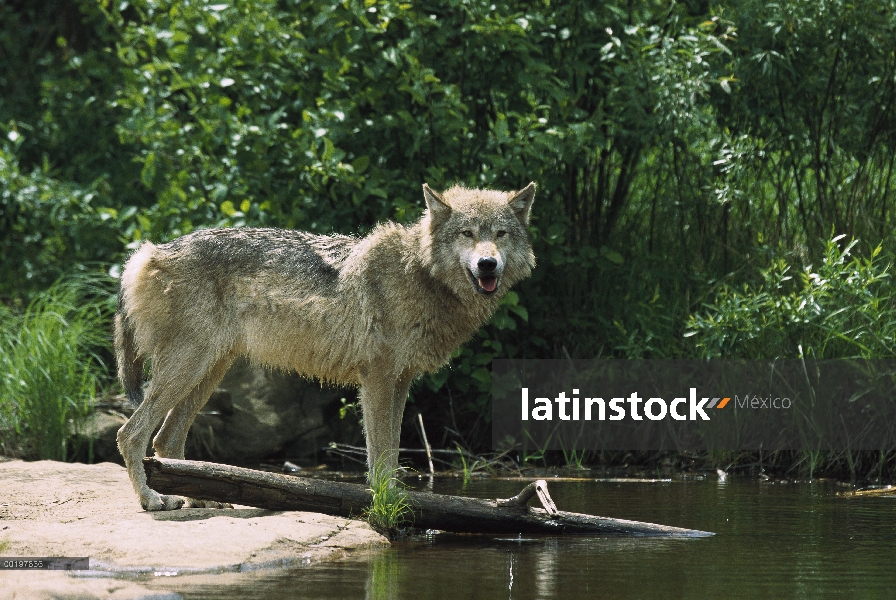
[0,276,112,460]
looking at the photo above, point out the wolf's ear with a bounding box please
[423,183,451,222]
[509,182,536,226]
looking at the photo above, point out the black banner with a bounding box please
[492,360,896,452]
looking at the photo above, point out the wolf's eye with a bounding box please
[462,230,474,237]
[496,230,507,238]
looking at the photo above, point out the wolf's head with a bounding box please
[419,183,536,299]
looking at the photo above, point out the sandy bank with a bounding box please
[0,459,388,599]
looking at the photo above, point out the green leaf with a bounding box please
[600,246,624,265]
[501,291,519,306]
[471,368,491,385]
[424,367,450,392]
[492,312,516,330]
[474,352,494,365]
[140,152,156,188]
[352,155,370,173]
[509,304,529,322]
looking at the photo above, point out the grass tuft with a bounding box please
[364,453,413,535]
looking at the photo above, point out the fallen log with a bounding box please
[839,485,896,497]
[143,457,713,537]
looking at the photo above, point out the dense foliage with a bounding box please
[2,0,896,466]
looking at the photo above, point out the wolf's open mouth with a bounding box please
[468,269,499,295]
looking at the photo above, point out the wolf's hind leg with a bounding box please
[153,352,235,509]
[117,346,216,511]
[117,381,187,512]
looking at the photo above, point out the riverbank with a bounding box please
[0,458,388,599]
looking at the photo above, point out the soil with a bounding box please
[0,458,388,599]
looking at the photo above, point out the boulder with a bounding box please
[186,358,353,463]
[76,359,360,465]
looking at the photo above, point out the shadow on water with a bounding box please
[150,477,896,600]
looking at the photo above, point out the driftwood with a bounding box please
[143,457,713,537]
[839,485,896,497]
[325,442,481,465]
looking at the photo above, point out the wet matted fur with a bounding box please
[115,183,536,511]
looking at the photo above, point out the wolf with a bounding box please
[114,182,536,511]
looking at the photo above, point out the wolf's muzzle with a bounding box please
[469,257,501,295]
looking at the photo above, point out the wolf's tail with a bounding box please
[114,289,145,405]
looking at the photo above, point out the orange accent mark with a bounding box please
[716,397,730,409]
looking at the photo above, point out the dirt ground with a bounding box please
[0,458,388,599]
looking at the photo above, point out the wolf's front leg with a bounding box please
[359,370,414,483]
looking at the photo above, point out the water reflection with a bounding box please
[366,546,400,600]
[162,478,896,600]
[363,532,713,600]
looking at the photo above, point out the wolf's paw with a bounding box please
[140,492,185,512]
[184,498,233,509]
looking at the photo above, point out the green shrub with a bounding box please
[0,143,122,301]
[685,236,896,359]
[5,0,896,460]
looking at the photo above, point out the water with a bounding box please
[150,476,896,599]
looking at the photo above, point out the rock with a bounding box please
[70,410,128,464]
[76,359,362,465]
[0,459,387,599]
[185,358,357,463]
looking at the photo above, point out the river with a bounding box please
[148,474,896,599]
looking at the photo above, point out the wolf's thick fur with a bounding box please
[115,183,536,511]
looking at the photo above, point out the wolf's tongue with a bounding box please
[478,276,497,292]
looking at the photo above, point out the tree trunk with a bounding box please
[143,457,712,537]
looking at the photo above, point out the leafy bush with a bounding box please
[0,143,122,300]
[685,236,896,359]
